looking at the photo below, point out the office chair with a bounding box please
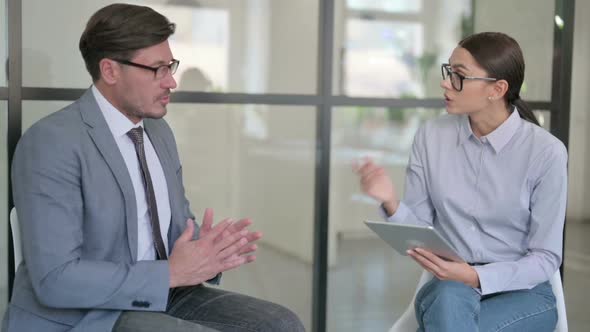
[9,207,22,273]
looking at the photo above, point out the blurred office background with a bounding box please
[1,0,589,331]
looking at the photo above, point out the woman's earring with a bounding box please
[488,96,493,100]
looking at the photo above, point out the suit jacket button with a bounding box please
[132,300,150,308]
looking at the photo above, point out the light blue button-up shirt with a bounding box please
[386,109,568,295]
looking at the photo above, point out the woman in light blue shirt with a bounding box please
[356,32,567,332]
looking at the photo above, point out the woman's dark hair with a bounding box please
[459,32,539,126]
[79,4,176,82]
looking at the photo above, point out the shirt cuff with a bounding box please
[206,272,222,285]
[473,265,495,295]
[379,201,410,223]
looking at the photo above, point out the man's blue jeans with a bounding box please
[415,278,557,332]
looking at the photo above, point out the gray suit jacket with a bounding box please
[3,89,197,331]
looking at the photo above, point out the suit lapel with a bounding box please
[78,89,139,261]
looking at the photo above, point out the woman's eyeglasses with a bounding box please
[441,63,497,91]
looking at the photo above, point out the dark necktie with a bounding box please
[127,126,168,260]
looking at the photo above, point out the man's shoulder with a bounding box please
[20,99,86,146]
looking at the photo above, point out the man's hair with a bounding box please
[79,3,176,81]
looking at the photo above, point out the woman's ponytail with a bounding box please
[511,94,540,126]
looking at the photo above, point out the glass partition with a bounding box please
[335,0,555,102]
[0,102,8,314]
[22,0,318,94]
[474,0,555,101]
[0,0,7,86]
[327,107,443,331]
[334,0,473,98]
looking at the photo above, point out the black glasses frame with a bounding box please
[441,63,497,91]
[112,58,180,79]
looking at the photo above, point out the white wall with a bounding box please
[568,0,590,223]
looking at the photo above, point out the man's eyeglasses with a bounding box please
[441,63,497,92]
[112,59,180,79]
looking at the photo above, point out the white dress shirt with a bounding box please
[92,85,171,261]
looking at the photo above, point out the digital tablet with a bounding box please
[364,220,464,262]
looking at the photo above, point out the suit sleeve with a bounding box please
[12,122,170,311]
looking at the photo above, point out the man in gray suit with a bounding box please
[3,4,305,332]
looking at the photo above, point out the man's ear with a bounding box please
[98,58,119,85]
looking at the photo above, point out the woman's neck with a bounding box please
[468,103,511,138]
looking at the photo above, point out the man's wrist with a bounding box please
[169,263,179,288]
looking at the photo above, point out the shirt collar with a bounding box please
[457,107,521,153]
[92,85,143,138]
[485,107,521,153]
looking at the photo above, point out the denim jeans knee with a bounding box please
[415,279,481,332]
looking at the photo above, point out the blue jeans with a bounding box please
[415,278,557,332]
[113,284,305,331]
